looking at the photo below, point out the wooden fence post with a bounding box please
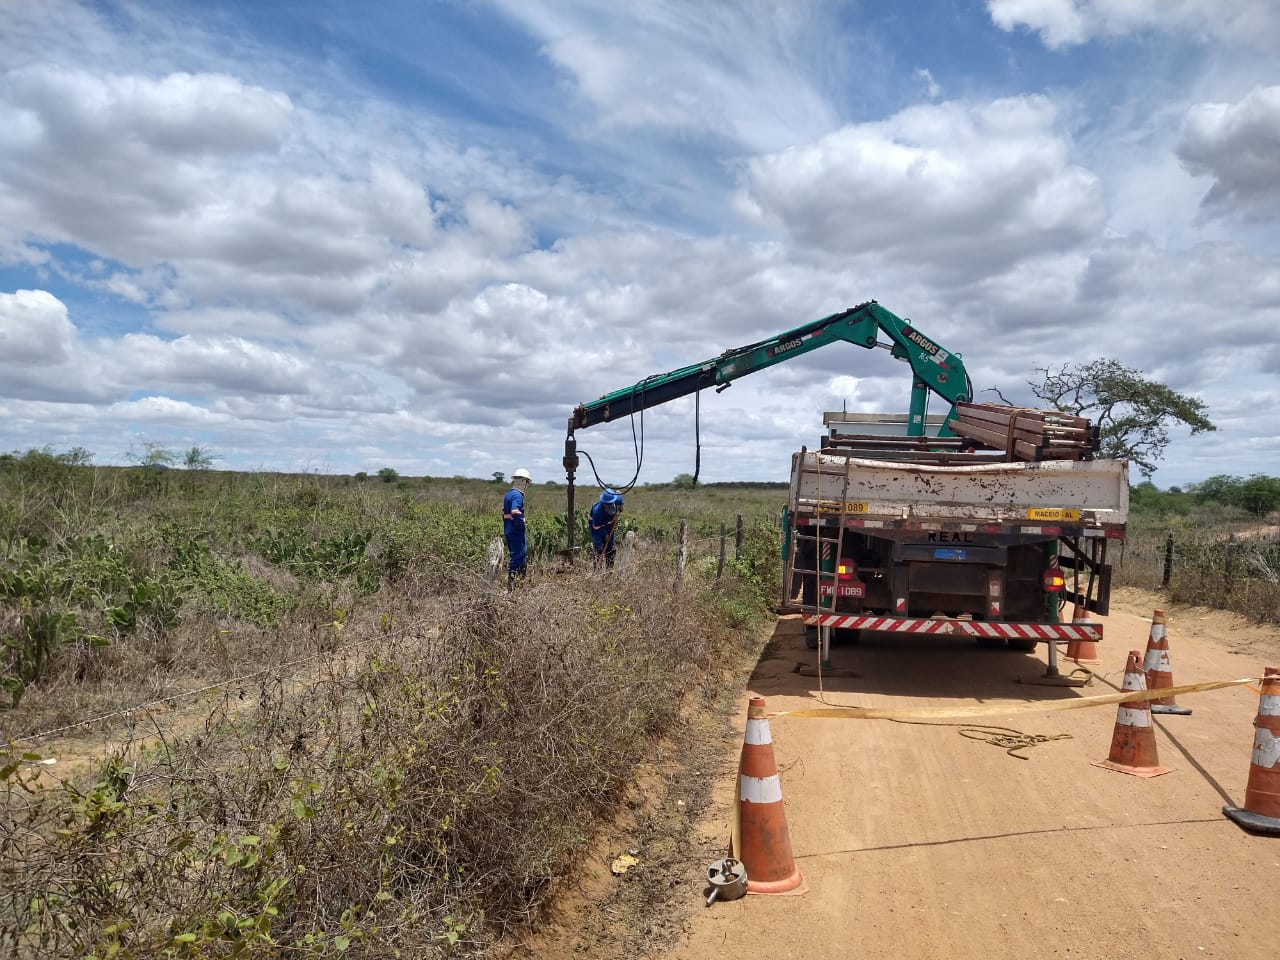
[677,520,688,581]
[735,514,744,561]
[717,522,727,580]
[1161,531,1174,588]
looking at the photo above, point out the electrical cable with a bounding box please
[691,388,701,487]
[577,376,653,495]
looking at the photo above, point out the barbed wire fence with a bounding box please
[1119,526,1280,623]
[487,514,762,587]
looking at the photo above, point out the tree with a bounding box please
[128,442,176,469]
[1193,474,1280,517]
[377,467,398,483]
[671,473,698,489]
[491,471,506,484]
[1236,474,1280,516]
[1025,359,1215,477]
[183,445,218,470]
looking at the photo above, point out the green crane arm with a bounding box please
[560,300,972,558]
[568,300,971,438]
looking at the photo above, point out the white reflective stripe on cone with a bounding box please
[1148,624,1166,642]
[745,719,773,746]
[1121,672,1145,692]
[1143,649,1172,672]
[1260,694,1280,718]
[1253,729,1280,768]
[1117,706,1152,728]
[740,774,783,804]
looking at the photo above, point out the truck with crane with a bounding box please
[563,301,1128,664]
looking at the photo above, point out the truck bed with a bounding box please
[791,451,1129,527]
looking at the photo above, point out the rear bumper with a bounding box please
[801,613,1101,642]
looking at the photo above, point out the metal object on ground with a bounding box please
[1019,633,1091,688]
[705,857,748,906]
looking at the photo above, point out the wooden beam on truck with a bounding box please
[952,402,1100,462]
[818,450,1010,465]
[959,401,1092,431]
[948,420,1051,461]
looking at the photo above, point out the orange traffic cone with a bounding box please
[1091,650,1171,778]
[730,697,808,895]
[1065,602,1102,665]
[1143,609,1191,716]
[1223,666,1280,835]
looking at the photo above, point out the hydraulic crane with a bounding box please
[562,300,974,555]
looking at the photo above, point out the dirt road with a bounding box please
[666,587,1280,960]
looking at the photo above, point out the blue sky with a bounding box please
[1,0,1277,487]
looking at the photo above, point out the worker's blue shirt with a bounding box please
[589,501,618,550]
[503,488,525,541]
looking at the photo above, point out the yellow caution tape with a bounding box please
[771,677,1264,721]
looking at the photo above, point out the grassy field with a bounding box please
[0,454,782,959]
[2,451,1276,957]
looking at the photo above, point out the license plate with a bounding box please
[816,500,870,515]
[819,583,866,598]
[1027,508,1080,521]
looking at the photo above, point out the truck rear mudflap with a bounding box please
[801,613,1101,643]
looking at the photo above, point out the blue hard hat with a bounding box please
[600,488,623,505]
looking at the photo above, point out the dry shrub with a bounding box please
[1118,523,1280,623]
[1,567,745,958]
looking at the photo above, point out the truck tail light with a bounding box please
[1042,569,1065,592]
[837,560,856,580]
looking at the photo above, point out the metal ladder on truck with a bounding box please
[785,447,853,669]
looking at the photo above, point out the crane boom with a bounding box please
[561,300,973,555]
[570,300,971,435]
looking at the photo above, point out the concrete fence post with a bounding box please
[619,530,636,577]
[485,536,505,583]
[677,520,688,582]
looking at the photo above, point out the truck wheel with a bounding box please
[976,636,1005,649]
[804,626,819,649]
[835,627,862,644]
[1006,637,1039,652]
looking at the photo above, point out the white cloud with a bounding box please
[1177,85,1280,215]
[987,0,1280,48]
[735,96,1105,279]
[109,395,230,426]
[107,334,312,396]
[0,290,107,404]
[0,289,76,363]
[988,0,1088,48]
[493,0,841,152]
[914,69,941,101]
[0,63,534,320]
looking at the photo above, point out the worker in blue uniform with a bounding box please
[589,488,624,569]
[503,468,532,588]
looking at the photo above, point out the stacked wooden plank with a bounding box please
[822,433,1008,465]
[951,402,1100,462]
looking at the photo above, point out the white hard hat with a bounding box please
[513,468,532,481]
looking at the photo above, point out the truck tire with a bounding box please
[1006,637,1039,652]
[976,636,1005,649]
[804,626,819,649]
[835,627,862,644]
